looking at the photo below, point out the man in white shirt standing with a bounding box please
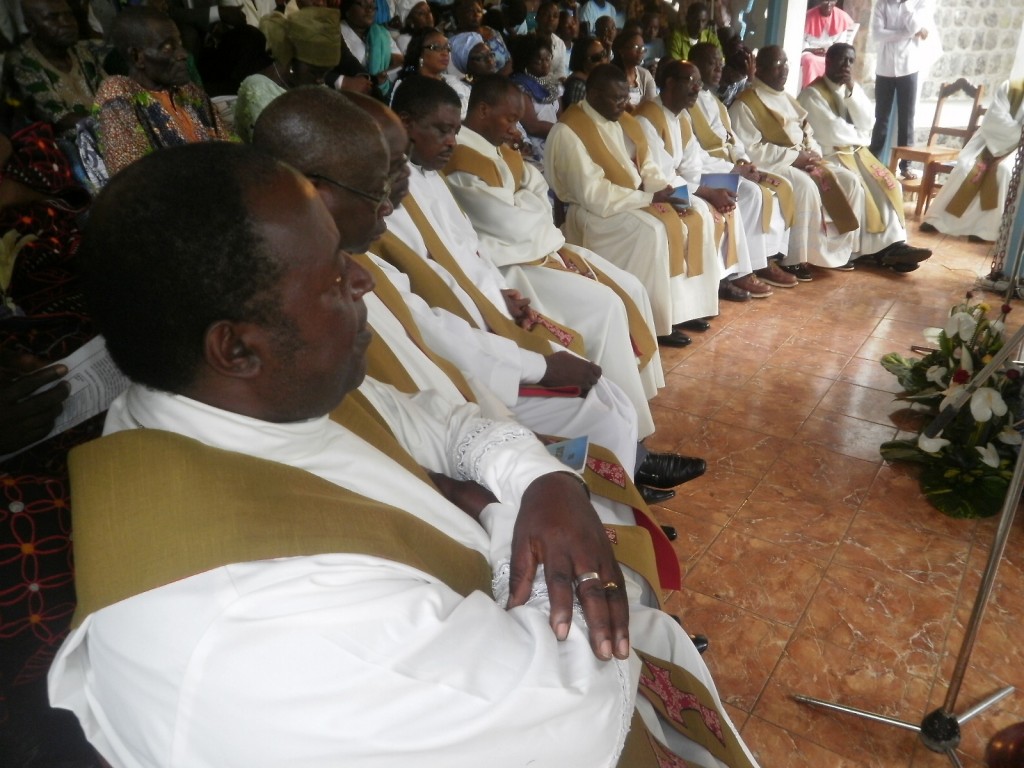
[868,0,936,179]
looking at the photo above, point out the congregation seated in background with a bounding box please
[94,6,232,178]
[3,0,106,136]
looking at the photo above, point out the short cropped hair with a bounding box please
[82,143,288,393]
[110,6,172,58]
[390,74,461,120]
[467,73,519,113]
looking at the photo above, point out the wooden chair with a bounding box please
[888,78,986,217]
[918,106,988,216]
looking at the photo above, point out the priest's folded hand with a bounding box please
[507,472,630,662]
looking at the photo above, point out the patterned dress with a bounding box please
[3,40,106,131]
[94,75,233,176]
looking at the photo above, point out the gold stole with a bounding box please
[946,80,1024,217]
[394,193,586,356]
[443,141,658,371]
[634,101,739,269]
[352,252,478,403]
[735,87,860,233]
[689,100,798,233]
[808,78,905,232]
[558,103,703,278]
[67,426,491,627]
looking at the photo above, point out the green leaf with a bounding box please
[919,464,1010,518]
[879,440,930,463]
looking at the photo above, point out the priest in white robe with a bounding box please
[48,140,760,768]
[384,76,660,437]
[923,79,1024,242]
[441,75,666,398]
[635,59,779,302]
[687,42,800,289]
[729,45,861,276]
[797,43,932,268]
[544,64,719,342]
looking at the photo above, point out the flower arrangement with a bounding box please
[879,293,1023,518]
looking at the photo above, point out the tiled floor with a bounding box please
[646,222,1024,767]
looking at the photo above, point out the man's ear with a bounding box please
[204,320,264,379]
[128,45,147,72]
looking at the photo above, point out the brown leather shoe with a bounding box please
[731,273,773,298]
[718,280,751,302]
[755,260,798,287]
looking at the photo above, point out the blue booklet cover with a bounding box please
[669,184,689,207]
[546,435,589,472]
[699,173,740,193]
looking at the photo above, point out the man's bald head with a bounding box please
[586,63,629,122]
[337,90,412,208]
[657,59,702,114]
[755,45,788,91]
[252,86,392,252]
[252,86,387,185]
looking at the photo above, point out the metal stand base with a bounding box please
[794,687,1015,766]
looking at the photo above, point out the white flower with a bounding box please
[940,384,965,412]
[997,426,1023,445]
[976,443,1000,468]
[926,365,948,384]
[923,327,942,345]
[970,387,1008,422]
[990,319,1005,335]
[918,433,951,453]
[945,311,978,341]
[959,347,974,373]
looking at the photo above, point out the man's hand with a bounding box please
[742,49,756,79]
[507,473,629,661]
[338,75,373,95]
[427,471,498,521]
[793,150,821,171]
[538,350,601,395]
[501,289,540,329]
[696,186,737,214]
[0,353,70,455]
[915,27,929,40]
[650,186,676,205]
[732,161,761,182]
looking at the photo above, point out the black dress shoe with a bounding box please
[638,485,676,504]
[718,280,751,302]
[919,222,938,233]
[660,525,678,541]
[690,634,710,655]
[635,452,707,489]
[675,318,711,332]
[657,330,692,347]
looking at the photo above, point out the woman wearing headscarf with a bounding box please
[235,7,342,141]
[452,0,511,76]
[395,0,435,54]
[445,31,496,116]
[337,0,403,100]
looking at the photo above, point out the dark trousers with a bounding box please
[869,72,919,173]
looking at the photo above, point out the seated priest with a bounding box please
[47,141,760,768]
[922,78,1024,242]
[796,43,932,271]
[544,64,721,347]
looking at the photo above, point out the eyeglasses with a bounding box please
[625,44,645,51]
[424,43,452,52]
[307,173,391,215]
